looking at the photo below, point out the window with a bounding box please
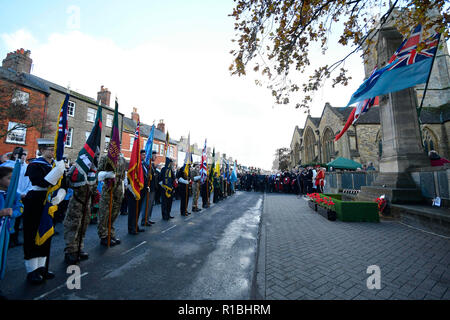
[87,108,96,122]
[104,137,110,152]
[130,136,134,151]
[159,144,164,156]
[323,128,335,163]
[68,101,76,117]
[422,128,438,155]
[169,146,174,158]
[65,128,74,147]
[12,90,29,107]
[6,122,26,144]
[153,144,159,153]
[106,114,113,127]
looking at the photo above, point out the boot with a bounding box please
[38,267,55,280]
[65,252,79,265]
[26,270,44,285]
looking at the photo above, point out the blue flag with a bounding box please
[144,125,155,167]
[345,26,440,107]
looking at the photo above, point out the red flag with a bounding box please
[335,107,356,142]
[127,119,144,199]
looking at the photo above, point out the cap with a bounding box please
[152,151,157,154]
[140,149,146,153]
[37,138,54,148]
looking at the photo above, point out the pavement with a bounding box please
[255,193,450,300]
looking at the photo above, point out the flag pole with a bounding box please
[144,158,152,226]
[416,33,441,149]
[107,185,113,247]
[135,199,139,233]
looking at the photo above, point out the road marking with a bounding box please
[397,222,450,239]
[34,272,89,300]
[161,225,177,234]
[121,241,147,255]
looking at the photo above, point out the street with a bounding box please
[1,191,262,300]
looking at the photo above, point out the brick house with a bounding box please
[0,49,50,158]
[0,49,124,162]
[122,109,178,167]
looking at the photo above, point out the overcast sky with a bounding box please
[0,0,370,170]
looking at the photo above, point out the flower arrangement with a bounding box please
[375,195,387,215]
[307,193,335,211]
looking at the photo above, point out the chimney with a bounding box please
[2,48,32,74]
[131,107,139,122]
[97,85,111,107]
[157,119,165,133]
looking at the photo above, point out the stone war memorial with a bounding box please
[301,13,450,236]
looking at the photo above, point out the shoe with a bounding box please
[169,216,174,219]
[64,253,79,264]
[37,267,55,280]
[137,228,145,232]
[141,220,152,226]
[149,221,156,224]
[196,208,202,212]
[111,237,121,245]
[27,270,44,285]
[129,230,138,235]
[187,211,191,215]
[100,237,116,246]
[79,251,89,261]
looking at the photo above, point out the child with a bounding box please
[0,166,24,299]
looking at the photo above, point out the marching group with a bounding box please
[0,141,241,296]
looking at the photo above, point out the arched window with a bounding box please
[304,127,316,164]
[422,127,438,155]
[322,128,335,163]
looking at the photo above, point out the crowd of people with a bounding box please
[0,141,240,297]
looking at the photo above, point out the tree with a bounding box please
[229,0,449,111]
[274,147,291,171]
[0,81,52,140]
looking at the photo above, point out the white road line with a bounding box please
[397,221,450,240]
[161,225,177,234]
[121,241,147,255]
[34,272,89,300]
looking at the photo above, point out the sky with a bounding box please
[0,0,369,170]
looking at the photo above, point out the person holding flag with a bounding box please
[97,99,127,247]
[199,140,209,209]
[126,120,145,235]
[159,131,176,220]
[63,105,103,265]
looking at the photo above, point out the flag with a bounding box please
[144,124,155,167]
[209,148,215,183]
[199,139,207,183]
[183,133,191,178]
[0,160,21,279]
[226,160,230,182]
[230,160,238,183]
[127,119,144,200]
[36,93,69,246]
[106,99,121,172]
[164,131,170,158]
[70,105,103,186]
[345,25,440,107]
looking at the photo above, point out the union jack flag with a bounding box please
[388,25,439,71]
[199,139,207,183]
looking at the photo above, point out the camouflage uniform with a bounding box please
[190,166,200,210]
[63,184,94,254]
[97,155,127,240]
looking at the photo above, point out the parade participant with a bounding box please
[177,162,191,216]
[155,163,163,205]
[97,154,127,246]
[125,149,146,235]
[141,151,158,226]
[22,139,67,284]
[159,158,176,220]
[1,147,31,248]
[191,162,202,212]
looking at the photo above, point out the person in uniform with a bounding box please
[140,151,157,226]
[22,139,67,284]
[97,154,127,246]
[177,162,191,216]
[160,158,176,220]
[63,145,101,264]
[191,162,202,212]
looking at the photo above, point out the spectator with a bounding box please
[367,162,376,171]
[429,150,450,167]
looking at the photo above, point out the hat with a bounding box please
[152,151,157,155]
[37,138,54,148]
[140,149,146,153]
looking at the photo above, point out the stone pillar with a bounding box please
[358,27,429,204]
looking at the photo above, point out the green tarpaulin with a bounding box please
[327,157,362,170]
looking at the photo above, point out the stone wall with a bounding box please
[355,124,381,169]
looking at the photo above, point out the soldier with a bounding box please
[97,154,127,246]
[141,151,157,226]
[22,139,67,284]
[159,158,176,220]
[191,162,202,212]
[177,162,191,216]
